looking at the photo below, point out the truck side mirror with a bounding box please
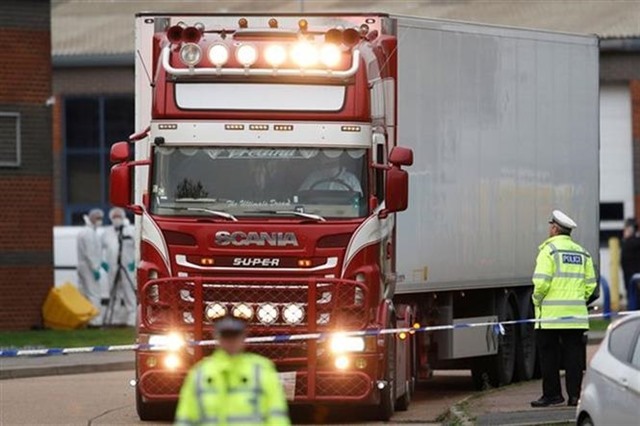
[110,141,130,163]
[110,163,131,208]
[388,146,413,167]
[384,166,409,214]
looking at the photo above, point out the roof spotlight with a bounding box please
[291,41,319,68]
[208,44,229,67]
[236,44,258,67]
[265,44,287,67]
[320,44,342,68]
[179,43,202,66]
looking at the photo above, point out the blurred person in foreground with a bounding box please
[174,313,291,426]
[621,218,640,310]
[76,208,106,327]
[530,210,597,408]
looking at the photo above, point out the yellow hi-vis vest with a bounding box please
[174,349,291,426]
[532,235,597,329]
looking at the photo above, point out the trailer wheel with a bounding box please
[515,290,537,381]
[471,293,517,388]
[494,294,517,386]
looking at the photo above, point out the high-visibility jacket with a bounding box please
[174,349,291,426]
[532,235,597,329]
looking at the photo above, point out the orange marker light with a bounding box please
[201,258,214,265]
[398,332,407,340]
[297,259,312,267]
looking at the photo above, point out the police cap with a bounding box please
[215,313,247,336]
[549,210,577,230]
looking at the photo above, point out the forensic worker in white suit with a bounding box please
[76,208,105,326]
[101,207,137,326]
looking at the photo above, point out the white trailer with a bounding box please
[393,17,599,387]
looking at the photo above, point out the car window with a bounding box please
[609,318,640,364]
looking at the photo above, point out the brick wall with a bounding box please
[0,0,53,330]
[632,80,640,220]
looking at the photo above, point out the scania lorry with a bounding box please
[109,13,599,420]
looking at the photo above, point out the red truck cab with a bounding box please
[110,14,413,421]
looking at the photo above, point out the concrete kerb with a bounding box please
[0,360,134,380]
[0,352,135,380]
[441,393,476,426]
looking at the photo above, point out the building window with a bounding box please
[63,96,134,224]
[0,112,21,167]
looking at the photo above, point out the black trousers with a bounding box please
[536,329,586,399]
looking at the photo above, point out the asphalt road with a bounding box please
[0,369,472,425]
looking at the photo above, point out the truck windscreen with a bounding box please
[150,147,368,219]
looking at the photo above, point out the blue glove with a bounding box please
[92,269,101,281]
[128,262,135,273]
[101,261,109,272]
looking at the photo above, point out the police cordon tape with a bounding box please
[1,310,635,358]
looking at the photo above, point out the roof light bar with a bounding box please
[162,45,360,78]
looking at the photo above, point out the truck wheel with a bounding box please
[395,379,411,411]
[136,383,175,421]
[515,291,536,381]
[376,324,396,421]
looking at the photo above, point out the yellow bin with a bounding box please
[42,283,99,330]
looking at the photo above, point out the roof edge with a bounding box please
[53,53,134,68]
[599,37,640,52]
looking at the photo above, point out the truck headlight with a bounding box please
[205,302,227,321]
[256,303,278,324]
[329,334,365,353]
[148,333,185,352]
[163,353,181,370]
[282,304,305,325]
[232,303,254,320]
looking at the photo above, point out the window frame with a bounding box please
[62,95,134,224]
[0,112,21,167]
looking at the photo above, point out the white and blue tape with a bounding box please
[0,310,635,358]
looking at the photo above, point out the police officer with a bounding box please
[174,314,291,425]
[530,210,597,408]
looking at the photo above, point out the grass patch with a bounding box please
[0,327,136,349]
[589,318,610,331]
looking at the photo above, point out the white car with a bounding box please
[577,313,640,426]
